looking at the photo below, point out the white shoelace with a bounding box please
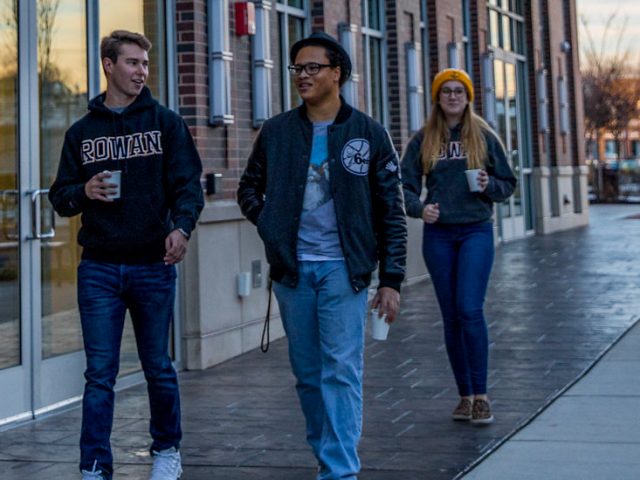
[81,460,104,479]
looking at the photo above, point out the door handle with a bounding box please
[26,189,55,240]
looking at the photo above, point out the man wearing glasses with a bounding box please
[237,32,406,479]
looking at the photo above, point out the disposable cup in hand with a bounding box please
[106,170,122,199]
[370,308,390,341]
[465,169,482,192]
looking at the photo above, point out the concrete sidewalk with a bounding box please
[460,320,640,480]
[1,203,639,479]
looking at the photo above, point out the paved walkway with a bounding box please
[1,204,639,479]
[460,321,640,480]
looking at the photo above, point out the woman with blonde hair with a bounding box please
[401,68,516,424]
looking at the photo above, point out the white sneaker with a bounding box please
[150,447,182,480]
[81,460,106,479]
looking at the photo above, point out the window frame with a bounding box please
[252,0,274,127]
[208,0,234,125]
[276,0,309,112]
[89,0,175,110]
[362,0,388,126]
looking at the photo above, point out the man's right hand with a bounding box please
[85,171,116,202]
[422,203,440,224]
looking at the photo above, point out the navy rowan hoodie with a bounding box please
[401,125,516,224]
[49,87,204,264]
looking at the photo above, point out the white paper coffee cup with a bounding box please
[106,170,122,199]
[465,169,482,192]
[370,308,390,341]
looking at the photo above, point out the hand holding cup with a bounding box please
[465,169,489,192]
[370,308,390,341]
[85,170,121,202]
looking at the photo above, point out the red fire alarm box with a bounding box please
[235,2,256,36]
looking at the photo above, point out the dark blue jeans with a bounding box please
[422,222,494,397]
[77,260,181,478]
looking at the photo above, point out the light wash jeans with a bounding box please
[273,260,367,480]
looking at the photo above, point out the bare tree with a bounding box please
[38,0,61,83]
[580,12,640,200]
[0,0,18,77]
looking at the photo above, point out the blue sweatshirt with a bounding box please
[400,125,516,224]
[49,87,204,264]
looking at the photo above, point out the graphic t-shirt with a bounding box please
[297,121,344,261]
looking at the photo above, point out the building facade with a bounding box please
[0,0,587,427]
[584,78,640,201]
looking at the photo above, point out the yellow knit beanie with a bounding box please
[431,68,474,103]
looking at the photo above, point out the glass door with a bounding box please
[0,0,88,424]
[1,0,174,426]
[493,58,527,241]
[36,0,88,410]
[0,0,30,424]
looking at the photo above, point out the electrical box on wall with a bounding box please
[204,172,223,195]
[237,272,251,297]
[234,2,256,36]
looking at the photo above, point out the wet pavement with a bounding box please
[461,319,640,480]
[1,204,639,479]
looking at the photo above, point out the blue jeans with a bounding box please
[422,222,494,397]
[273,260,367,480]
[77,260,181,478]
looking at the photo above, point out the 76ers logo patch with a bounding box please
[341,138,370,176]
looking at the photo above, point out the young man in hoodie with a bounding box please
[237,32,407,479]
[49,30,203,480]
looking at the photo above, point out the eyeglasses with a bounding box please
[440,87,466,97]
[287,63,334,76]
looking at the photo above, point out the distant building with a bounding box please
[585,78,640,162]
[0,0,587,427]
[584,77,640,201]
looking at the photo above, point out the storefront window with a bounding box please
[0,0,20,370]
[362,0,386,125]
[99,0,167,105]
[97,0,170,374]
[487,1,525,54]
[276,0,307,111]
[605,140,618,158]
[39,0,87,360]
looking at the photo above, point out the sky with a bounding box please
[577,0,640,60]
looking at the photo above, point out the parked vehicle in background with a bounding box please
[588,158,640,203]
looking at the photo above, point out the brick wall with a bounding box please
[470,0,486,119]
[385,0,421,151]
[311,0,325,30]
[564,0,585,168]
[525,1,542,167]
[173,0,585,198]
[548,0,569,167]
[176,0,259,199]
[541,0,558,167]
[433,0,462,72]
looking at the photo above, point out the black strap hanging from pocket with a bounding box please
[260,278,273,353]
